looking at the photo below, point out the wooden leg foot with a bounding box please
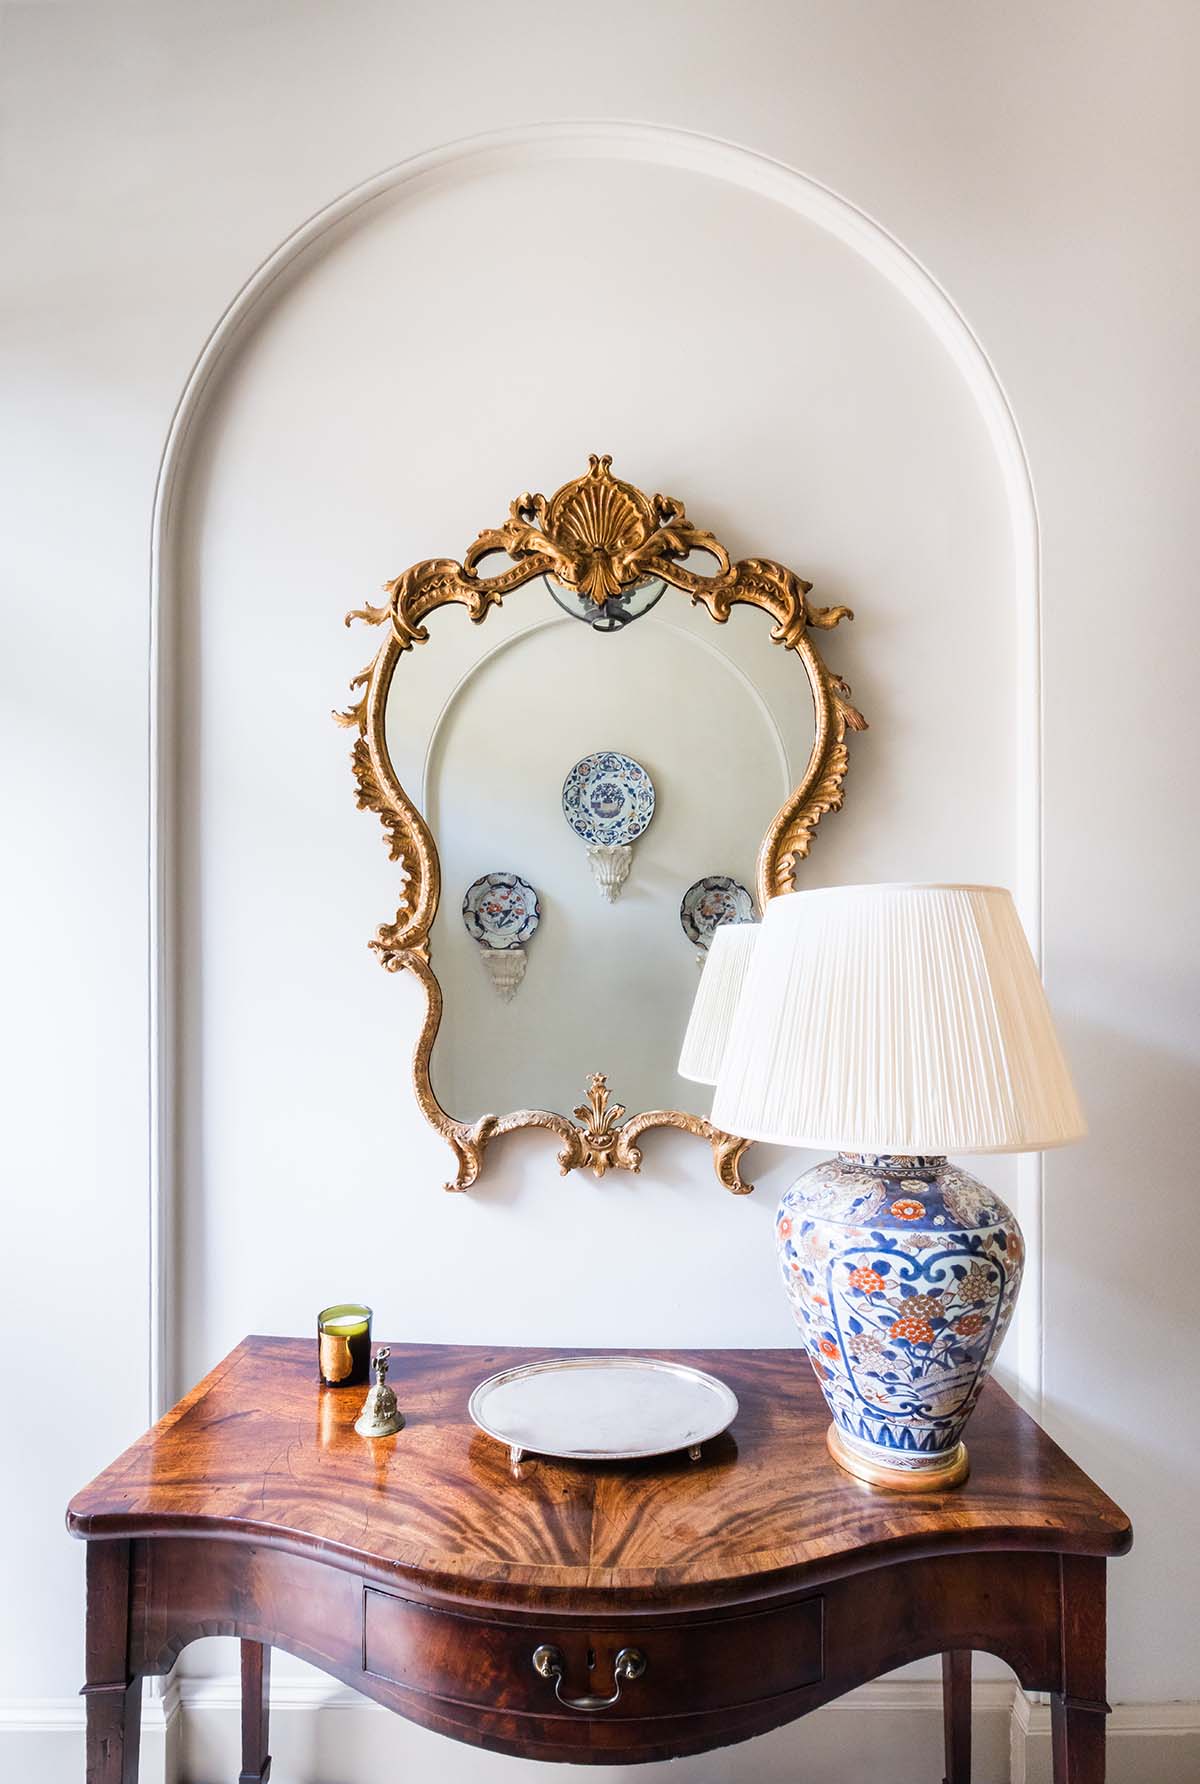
[85,1679,142,1784]
[239,1639,272,1784]
[942,1648,971,1783]
[1051,1695,1108,1783]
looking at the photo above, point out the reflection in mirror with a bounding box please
[544,572,666,631]
[384,593,816,1123]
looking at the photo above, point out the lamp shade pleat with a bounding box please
[708,883,1085,1154]
[677,923,759,1085]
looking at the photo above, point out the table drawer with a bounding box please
[363,1589,823,1718]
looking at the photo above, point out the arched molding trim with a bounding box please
[148,120,1043,1418]
[418,612,793,817]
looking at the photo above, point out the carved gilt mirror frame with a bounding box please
[336,457,866,1194]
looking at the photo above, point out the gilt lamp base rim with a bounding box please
[826,1423,970,1492]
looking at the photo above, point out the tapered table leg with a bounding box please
[239,1639,272,1784]
[83,1541,142,1784]
[942,1649,971,1783]
[1051,1555,1109,1783]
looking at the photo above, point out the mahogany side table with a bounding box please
[67,1338,1131,1781]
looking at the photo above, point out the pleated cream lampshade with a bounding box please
[709,883,1085,1154]
[677,923,759,1085]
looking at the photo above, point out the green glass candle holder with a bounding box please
[317,1303,372,1387]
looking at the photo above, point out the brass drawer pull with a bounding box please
[531,1644,647,1711]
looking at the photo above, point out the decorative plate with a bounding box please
[462,873,540,951]
[680,876,756,950]
[468,1354,739,1465]
[562,751,656,847]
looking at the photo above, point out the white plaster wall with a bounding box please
[3,5,1197,1779]
[170,139,1015,1384]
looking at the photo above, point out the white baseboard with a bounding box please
[2,1676,1195,1783]
[0,1677,181,1784]
[1011,1689,1200,1784]
[178,1676,1020,1783]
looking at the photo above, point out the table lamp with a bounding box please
[707,883,1085,1491]
[677,922,759,1085]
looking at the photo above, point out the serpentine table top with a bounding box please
[67,1337,1131,1774]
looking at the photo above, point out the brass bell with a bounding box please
[354,1346,404,1439]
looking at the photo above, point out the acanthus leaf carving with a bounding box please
[337,457,866,1194]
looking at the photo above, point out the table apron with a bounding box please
[121,1535,1074,1764]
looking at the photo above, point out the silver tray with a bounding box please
[468,1354,738,1465]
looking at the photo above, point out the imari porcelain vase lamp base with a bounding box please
[776,1153,1022,1490]
[707,884,1085,1492]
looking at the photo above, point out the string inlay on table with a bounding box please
[67,1338,1130,1779]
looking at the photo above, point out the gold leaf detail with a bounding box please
[546,456,656,605]
[336,458,866,1196]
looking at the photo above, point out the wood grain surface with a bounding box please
[68,1337,1130,1614]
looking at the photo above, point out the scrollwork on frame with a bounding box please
[336,455,867,1194]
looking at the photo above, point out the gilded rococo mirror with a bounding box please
[337,457,866,1193]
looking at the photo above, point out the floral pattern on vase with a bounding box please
[776,1154,1024,1472]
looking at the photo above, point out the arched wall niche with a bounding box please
[154,122,1042,1415]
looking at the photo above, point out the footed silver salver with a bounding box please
[468,1354,738,1466]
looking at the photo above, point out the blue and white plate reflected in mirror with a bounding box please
[562,751,656,847]
[681,875,756,958]
[562,750,656,904]
[462,872,541,948]
[462,872,540,1002]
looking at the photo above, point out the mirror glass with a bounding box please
[384,583,817,1123]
